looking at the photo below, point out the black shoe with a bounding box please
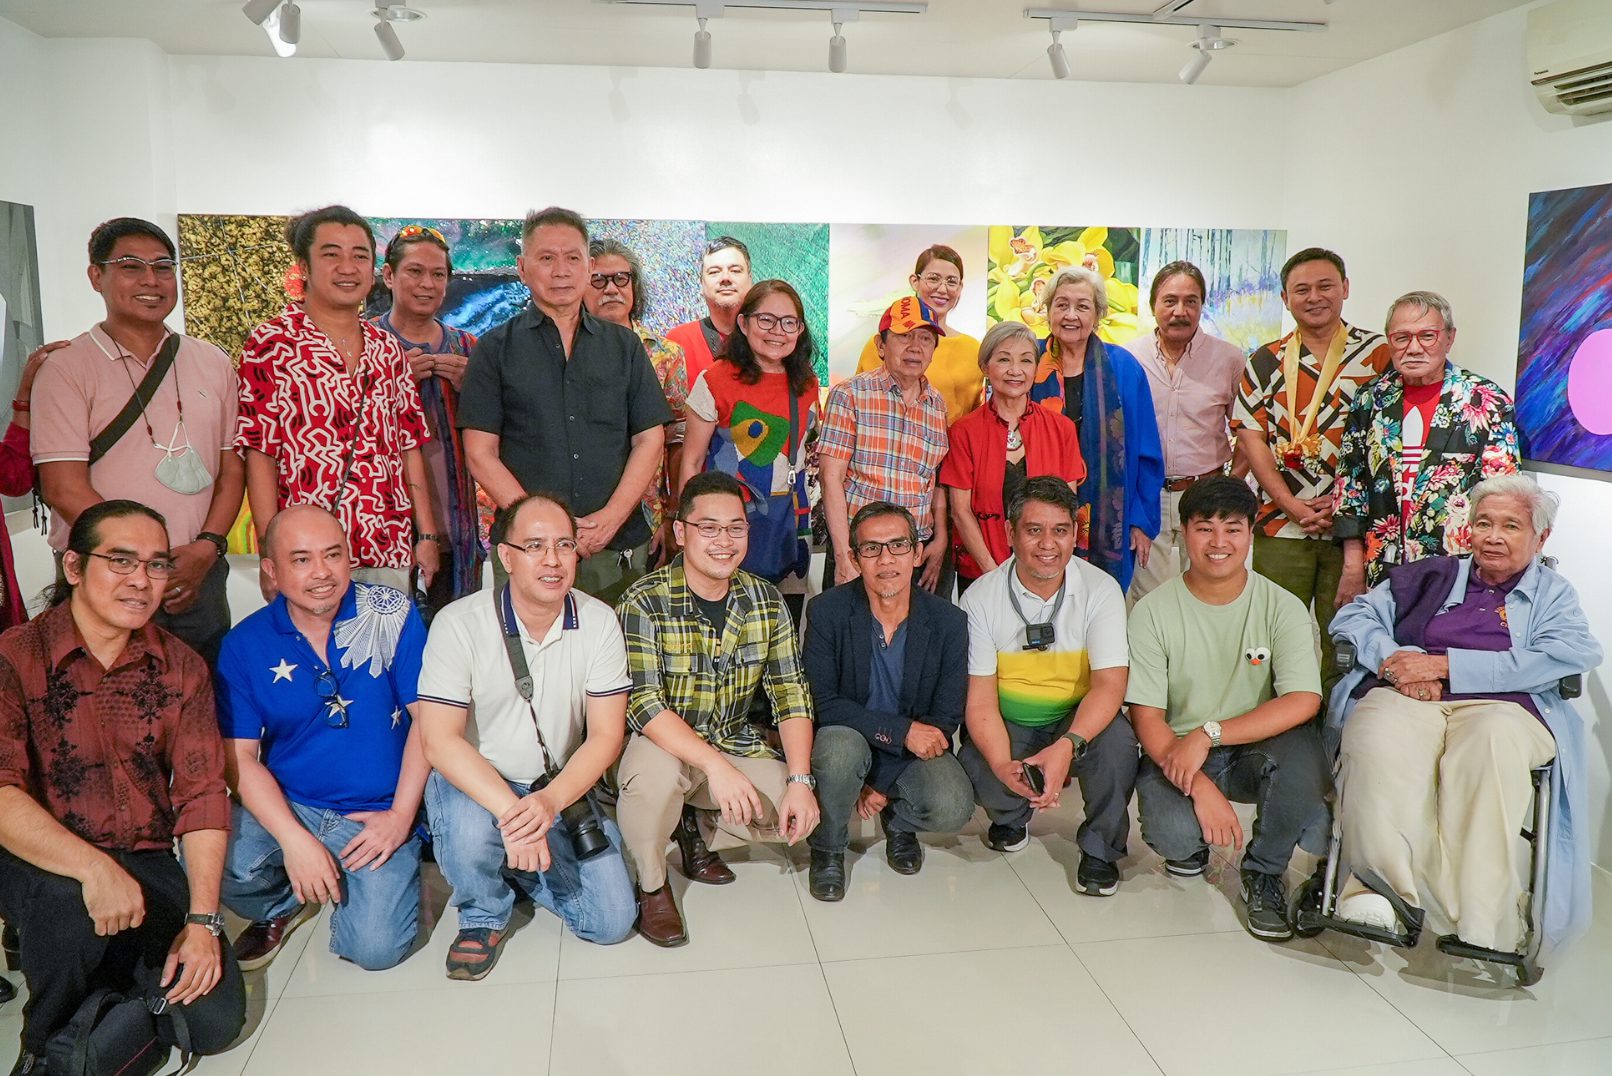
[1165,850,1211,877]
[809,849,846,902]
[8,1051,46,1076]
[0,976,14,1006]
[984,824,1029,853]
[1240,869,1293,942]
[885,831,924,875]
[1077,854,1120,896]
[1,923,17,970]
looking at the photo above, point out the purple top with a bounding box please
[1422,569,1540,718]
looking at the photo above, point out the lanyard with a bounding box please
[1280,324,1348,447]
[1005,558,1066,638]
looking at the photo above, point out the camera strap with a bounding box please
[496,584,560,776]
[1004,557,1066,646]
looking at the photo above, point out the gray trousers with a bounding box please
[808,725,976,854]
[959,711,1138,862]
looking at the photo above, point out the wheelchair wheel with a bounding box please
[1290,871,1326,938]
[1514,960,1544,988]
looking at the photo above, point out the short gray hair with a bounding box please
[1039,265,1109,325]
[1469,473,1558,534]
[977,319,1039,372]
[1385,289,1456,334]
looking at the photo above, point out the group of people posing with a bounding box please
[0,204,1600,1075]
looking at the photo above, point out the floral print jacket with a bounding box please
[1333,362,1519,584]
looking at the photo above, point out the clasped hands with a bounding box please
[1379,649,1450,702]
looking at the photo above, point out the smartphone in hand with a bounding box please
[1021,762,1045,797]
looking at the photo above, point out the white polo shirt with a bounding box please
[418,586,631,784]
[959,556,1129,729]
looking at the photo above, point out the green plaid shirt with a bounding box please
[616,565,813,759]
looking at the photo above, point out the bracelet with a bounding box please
[194,531,228,559]
[9,399,28,412]
[416,532,443,545]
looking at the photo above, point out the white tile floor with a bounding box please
[5,800,1611,1076]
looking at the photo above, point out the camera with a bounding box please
[533,772,612,861]
[1023,622,1056,651]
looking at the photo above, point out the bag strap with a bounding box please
[88,334,180,466]
[160,1000,195,1076]
[495,583,559,775]
[68,991,125,1075]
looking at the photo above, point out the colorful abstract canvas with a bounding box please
[1516,181,1612,475]
[1134,227,1287,355]
[706,221,831,383]
[986,225,1144,345]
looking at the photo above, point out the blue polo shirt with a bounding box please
[217,582,427,813]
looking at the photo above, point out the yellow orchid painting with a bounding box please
[986,224,1143,346]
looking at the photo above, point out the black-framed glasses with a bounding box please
[314,668,349,729]
[854,537,916,560]
[84,551,178,579]
[679,519,749,540]
[97,255,178,278]
[589,271,632,289]
[500,537,579,557]
[744,312,804,334]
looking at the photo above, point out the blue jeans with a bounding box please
[221,800,422,971]
[424,771,636,944]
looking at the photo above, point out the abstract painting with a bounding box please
[706,221,831,384]
[1134,227,1287,355]
[1516,181,1612,475]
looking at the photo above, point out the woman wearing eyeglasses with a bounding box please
[854,244,982,425]
[679,280,820,612]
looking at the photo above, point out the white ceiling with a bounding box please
[0,0,1533,87]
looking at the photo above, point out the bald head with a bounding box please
[262,504,351,619]
[262,503,344,560]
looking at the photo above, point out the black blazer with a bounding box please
[803,582,969,793]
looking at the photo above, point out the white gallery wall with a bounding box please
[3,3,1611,870]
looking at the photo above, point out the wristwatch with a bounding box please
[184,912,227,937]
[416,532,443,545]
[195,531,228,559]
[1061,731,1089,761]
[1201,720,1223,749]
[787,773,817,790]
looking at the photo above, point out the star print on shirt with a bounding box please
[391,708,402,729]
[271,658,298,683]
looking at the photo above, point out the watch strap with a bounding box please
[787,773,817,789]
[195,531,228,558]
[184,912,225,936]
[1061,730,1088,759]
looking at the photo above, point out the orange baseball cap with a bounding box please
[878,295,946,338]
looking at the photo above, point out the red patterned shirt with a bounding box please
[0,602,231,852]
[236,304,429,569]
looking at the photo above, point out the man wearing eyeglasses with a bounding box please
[213,505,430,973]
[615,471,818,947]
[30,217,245,665]
[416,493,638,980]
[664,236,754,386]
[957,477,1135,897]
[459,207,671,604]
[0,500,245,1073]
[1333,291,1519,604]
[802,502,974,902]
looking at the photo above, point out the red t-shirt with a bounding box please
[1397,381,1440,521]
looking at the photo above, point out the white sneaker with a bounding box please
[1337,890,1399,931]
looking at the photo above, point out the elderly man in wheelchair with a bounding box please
[1300,474,1601,983]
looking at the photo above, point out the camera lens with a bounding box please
[561,799,612,861]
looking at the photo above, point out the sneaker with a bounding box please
[1240,869,1293,942]
[1165,850,1211,877]
[985,824,1029,853]
[1337,891,1399,932]
[1076,855,1120,897]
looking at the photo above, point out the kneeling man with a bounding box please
[418,493,638,981]
[1127,476,1328,942]
[805,502,975,901]
[217,505,429,972]
[615,472,819,947]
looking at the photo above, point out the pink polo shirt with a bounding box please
[30,324,239,552]
[1129,327,1247,478]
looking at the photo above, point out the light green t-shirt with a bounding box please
[1125,572,1321,736]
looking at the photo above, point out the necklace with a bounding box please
[1006,425,1023,451]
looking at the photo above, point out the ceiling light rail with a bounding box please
[606,0,925,73]
[1025,6,1324,84]
[1024,7,1325,35]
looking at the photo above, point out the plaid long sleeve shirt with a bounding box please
[616,565,813,759]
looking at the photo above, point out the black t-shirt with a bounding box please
[1003,456,1028,514]
[693,592,729,633]
[457,304,673,550]
[1061,372,1085,429]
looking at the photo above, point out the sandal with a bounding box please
[445,927,508,981]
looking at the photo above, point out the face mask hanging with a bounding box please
[154,420,213,495]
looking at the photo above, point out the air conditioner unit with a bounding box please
[1528,0,1612,117]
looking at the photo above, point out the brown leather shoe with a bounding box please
[676,806,735,885]
[233,903,319,972]
[636,885,688,948]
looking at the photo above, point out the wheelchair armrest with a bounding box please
[1560,673,1583,700]
[1334,639,1358,672]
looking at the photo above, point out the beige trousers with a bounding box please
[1337,687,1555,951]
[1126,488,1188,608]
[615,733,789,891]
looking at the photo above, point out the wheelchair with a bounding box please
[1288,639,1580,988]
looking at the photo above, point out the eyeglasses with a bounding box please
[83,551,178,579]
[854,537,916,560]
[917,272,962,290]
[97,256,177,278]
[392,224,446,244]
[589,271,633,289]
[679,519,750,540]
[1387,328,1444,350]
[744,312,804,334]
[500,537,579,557]
[314,668,350,729]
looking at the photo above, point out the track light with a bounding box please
[278,2,300,45]
[1178,22,1235,84]
[242,0,279,26]
[1047,28,1070,79]
[1178,49,1209,83]
[693,17,713,68]
[828,23,847,72]
[260,4,297,56]
[374,18,405,60]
